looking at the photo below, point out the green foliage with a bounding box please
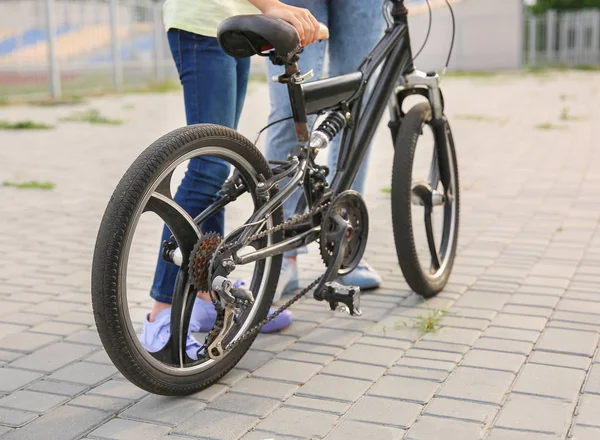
[531,0,600,14]
[535,122,565,130]
[3,180,56,190]
[0,120,55,130]
[60,108,123,125]
[383,307,447,336]
[456,114,508,124]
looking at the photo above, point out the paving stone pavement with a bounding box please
[1,70,600,439]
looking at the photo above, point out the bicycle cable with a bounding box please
[412,0,432,61]
[441,0,456,77]
[253,115,293,145]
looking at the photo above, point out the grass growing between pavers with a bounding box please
[534,122,567,130]
[456,114,509,124]
[0,120,55,130]
[560,107,586,122]
[380,187,391,195]
[59,109,123,125]
[384,307,448,336]
[3,180,56,190]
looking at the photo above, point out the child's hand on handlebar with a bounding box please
[249,0,321,47]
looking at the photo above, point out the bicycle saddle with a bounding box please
[217,15,329,63]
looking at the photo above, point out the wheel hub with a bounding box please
[411,180,445,207]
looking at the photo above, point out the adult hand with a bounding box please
[250,0,321,47]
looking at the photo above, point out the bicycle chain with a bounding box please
[209,201,331,354]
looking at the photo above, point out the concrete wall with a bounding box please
[407,0,525,72]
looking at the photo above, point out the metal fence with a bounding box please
[0,0,177,101]
[525,8,600,68]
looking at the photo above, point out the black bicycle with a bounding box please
[91,0,460,396]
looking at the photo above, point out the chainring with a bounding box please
[319,190,369,276]
[189,232,223,292]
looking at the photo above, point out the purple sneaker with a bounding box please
[190,280,293,333]
[140,308,204,360]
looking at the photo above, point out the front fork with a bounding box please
[389,69,452,191]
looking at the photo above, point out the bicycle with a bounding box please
[91,0,460,396]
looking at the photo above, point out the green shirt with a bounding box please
[163,0,259,38]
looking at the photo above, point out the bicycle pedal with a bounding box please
[323,281,361,316]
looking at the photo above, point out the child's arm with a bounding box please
[248,0,320,47]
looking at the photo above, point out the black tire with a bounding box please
[391,102,460,298]
[91,124,283,396]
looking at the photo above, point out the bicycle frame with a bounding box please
[193,0,450,268]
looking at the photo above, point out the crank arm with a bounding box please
[313,212,350,302]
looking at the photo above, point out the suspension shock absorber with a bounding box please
[309,111,347,150]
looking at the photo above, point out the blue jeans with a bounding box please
[150,29,250,304]
[264,0,385,256]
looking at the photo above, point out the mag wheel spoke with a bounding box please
[424,207,441,272]
[143,189,201,267]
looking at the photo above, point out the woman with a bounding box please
[265,0,386,300]
[141,0,321,359]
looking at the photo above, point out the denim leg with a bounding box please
[326,0,386,196]
[150,29,250,304]
[264,0,329,257]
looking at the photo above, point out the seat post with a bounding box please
[274,61,312,144]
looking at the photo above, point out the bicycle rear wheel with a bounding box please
[91,124,283,395]
[391,102,460,298]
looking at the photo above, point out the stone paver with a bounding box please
[494,394,574,437]
[1,71,600,438]
[405,416,483,440]
[437,367,515,404]
[344,396,422,428]
[297,374,373,402]
[423,397,499,424]
[89,418,171,440]
[325,420,405,440]
[173,409,259,440]
[0,390,67,413]
[511,363,586,402]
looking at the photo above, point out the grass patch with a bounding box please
[384,307,447,336]
[573,65,600,71]
[456,114,508,124]
[380,187,391,195]
[130,80,181,94]
[560,107,586,122]
[32,96,88,107]
[535,122,565,130]
[3,180,56,190]
[123,103,135,110]
[60,108,123,125]
[0,120,55,130]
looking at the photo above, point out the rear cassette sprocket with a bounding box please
[189,232,223,292]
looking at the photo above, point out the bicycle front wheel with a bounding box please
[391,102,460,298]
